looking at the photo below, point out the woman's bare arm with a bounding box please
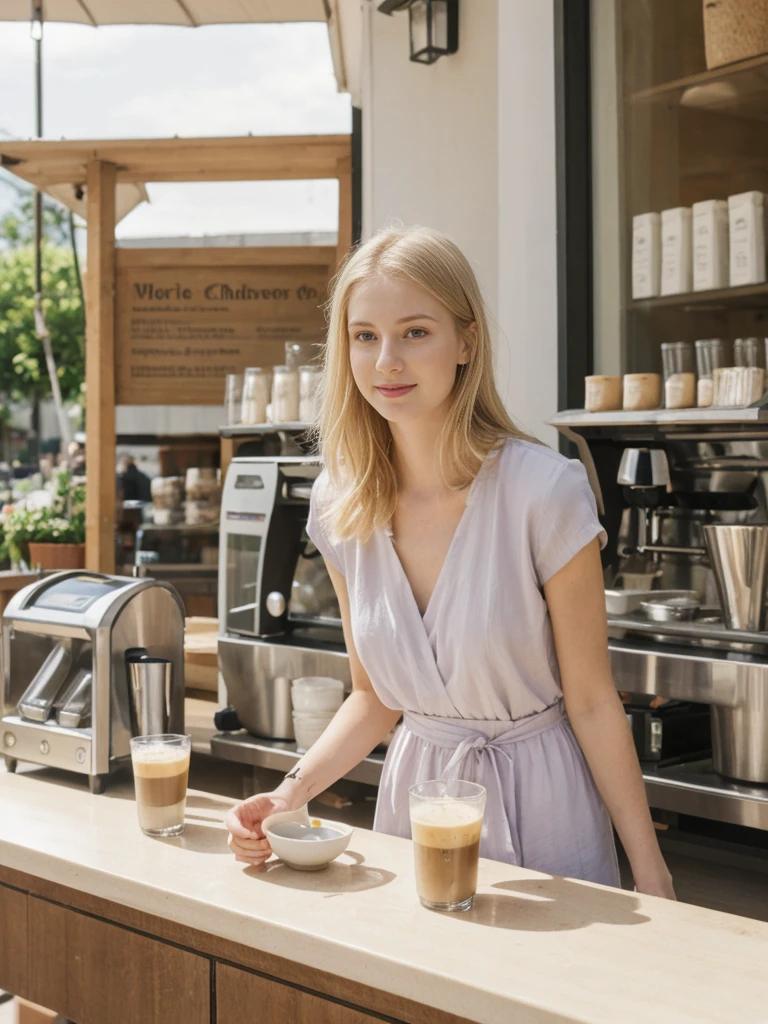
[543,538,675,898]
[272,561,402,810]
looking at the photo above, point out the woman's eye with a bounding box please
[355,331,377,342]
[406,327,428,339]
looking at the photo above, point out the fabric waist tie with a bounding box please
[401,700,566,866]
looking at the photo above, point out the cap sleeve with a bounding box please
[306,471,345,576]
[534,459,607,586]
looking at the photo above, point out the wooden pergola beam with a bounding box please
[0,135,351,188]
[84,160,116,574]
[336,153,353,268]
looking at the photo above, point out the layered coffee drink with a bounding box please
[130,735,190,837]
[409,780,486,912]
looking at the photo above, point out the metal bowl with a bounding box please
[640,596,701,622]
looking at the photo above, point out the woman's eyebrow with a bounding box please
[397,314,438,324]
[348,314,438,328]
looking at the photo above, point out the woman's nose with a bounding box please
[375,337,404,375]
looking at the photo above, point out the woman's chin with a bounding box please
[370,401,423,424]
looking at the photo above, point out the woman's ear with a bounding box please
[458,322,477,365]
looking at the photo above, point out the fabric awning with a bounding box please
[0,1,327,25]
[0,0,362,105]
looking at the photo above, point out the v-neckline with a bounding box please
[384,454,491,624]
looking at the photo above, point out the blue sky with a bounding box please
[0,20,351,238]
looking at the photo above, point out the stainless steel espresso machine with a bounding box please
[215,457,349,738]
[552,407,768,833]
[1,571,185,792]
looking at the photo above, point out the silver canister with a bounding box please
[128,658,172,736]
[703,524,768,631]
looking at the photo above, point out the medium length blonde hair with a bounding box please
[317,226,533,541]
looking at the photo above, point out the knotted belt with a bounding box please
[401,700,565,865]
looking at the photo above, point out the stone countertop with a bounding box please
[0,768,767,1024]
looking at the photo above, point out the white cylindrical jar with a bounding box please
[271,365,300,423]
[240,367,271,425]
[299,365,322,423]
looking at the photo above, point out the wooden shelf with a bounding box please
[629,52,768,103]
[631,281,768,311]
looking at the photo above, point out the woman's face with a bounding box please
[346,274,473,426]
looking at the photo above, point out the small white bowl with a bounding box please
[291,677,345,713]
[292,690,344,713]
[262,805,353,871]
[292,713,334,753]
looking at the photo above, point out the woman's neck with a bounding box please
[389,415,450,496]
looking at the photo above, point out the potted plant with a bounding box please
[2,471,86,570]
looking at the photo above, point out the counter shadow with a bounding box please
[185,793,234,815]
[446,877,650,932]
[246,851,396,894]
[155,821,231,855]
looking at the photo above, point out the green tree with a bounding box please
[0,246,85,403]
[0,191,71,249]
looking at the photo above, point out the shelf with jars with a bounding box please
[218,341,322,479]
[589,0,768,416]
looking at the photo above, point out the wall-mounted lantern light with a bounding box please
[377,0,459,65]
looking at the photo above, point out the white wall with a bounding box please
[361,0,559,446]
[361,0,499,320]
[496,0,558,446]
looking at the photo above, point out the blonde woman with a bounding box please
[225,227,675,898]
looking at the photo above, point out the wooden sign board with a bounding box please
[114,247,336,405]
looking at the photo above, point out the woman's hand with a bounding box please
[225,791,291,866]
[634,868,677,901]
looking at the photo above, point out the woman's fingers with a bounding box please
[228,833,270,852]
[228,833,271,858]
[232,843,272,864]
[224,807,261,840]
[234,852,271,866]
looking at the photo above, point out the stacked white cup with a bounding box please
[291,677,345,753]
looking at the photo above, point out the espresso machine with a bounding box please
[552,406,768,832]
[1,571,185,792]
[215,456,349,744]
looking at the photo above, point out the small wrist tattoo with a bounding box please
[285,767,302,781]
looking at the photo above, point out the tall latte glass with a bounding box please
[408,780,486,912]
[130,734,191,837]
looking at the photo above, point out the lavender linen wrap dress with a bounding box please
[307,439,621,887]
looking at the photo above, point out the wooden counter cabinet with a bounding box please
[217,964,395,1024]
[0,881,28,999]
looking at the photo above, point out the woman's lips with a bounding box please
[374,384,417,398]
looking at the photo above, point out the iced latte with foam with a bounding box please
[130,734,190,837]
[408,780,486,912]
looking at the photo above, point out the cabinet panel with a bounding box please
[28,897,209,1024]
[0,882,28,998]
[216,963,394,1024]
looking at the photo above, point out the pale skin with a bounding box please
[225,274,675,900]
